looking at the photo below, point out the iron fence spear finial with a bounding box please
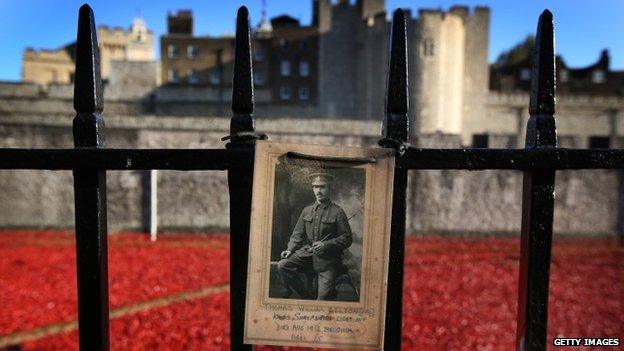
[74,4,105,148]
[224,6,267,147]
[380,8,409,151]
[527,9,556,148]
[231,6,254,130]
[386,8,408,117]
[74,4,103,116]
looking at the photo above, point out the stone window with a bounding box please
[280,86,291,100]
[472,134,489,148]
[300,40,308,51]
[280,60,291,77]
[588,136,610,149]
[520,68,531,81]
[592,70,605,83]
[167,69,179,83]
[167,44,179,59]
[560,69,569,82]
[188,69,199,84]
[187,45,199,59]
[254,71,265,85]
[280,38,289,51]
[299,86,309,100]
[299,61,309,77]
[209,69,221,85]
[422,38,434,57]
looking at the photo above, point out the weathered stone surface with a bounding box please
[0,114,620,236]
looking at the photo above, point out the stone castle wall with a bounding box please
[465,92,624,147]
[2,75,623,147]
[0,114,620,236]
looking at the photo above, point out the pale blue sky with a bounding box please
[0,0,622,81]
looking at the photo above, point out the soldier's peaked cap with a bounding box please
[309,172,334,186]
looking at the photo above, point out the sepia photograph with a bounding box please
[268,158,365,302]
[244,141,395,349]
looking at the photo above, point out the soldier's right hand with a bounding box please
[280,250,292,259]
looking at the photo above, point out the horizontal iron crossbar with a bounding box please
[399,148,624,170]
[0,149,252,170]
[0,147,623,170]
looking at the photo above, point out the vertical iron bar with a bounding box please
[228,6,254,351]
[380,9,409,350]
[516,10,557,351]
[72,4,109,351]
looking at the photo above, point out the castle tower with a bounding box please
[450,7,490,144]
[98,18,154,78]
[354,1,387,118]
[414,9,466,135]
[316,1,491,127]
[317,0,360,117]
[125,16,154,62]
[317,0,389,119]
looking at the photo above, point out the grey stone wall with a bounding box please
[0,114,620,236]
[107,60,159,101]
[0,78,147,117]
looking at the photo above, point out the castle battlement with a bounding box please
[98,26,154,38]
[418,5,489,21]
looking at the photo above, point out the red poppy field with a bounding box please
[0,230,621,350]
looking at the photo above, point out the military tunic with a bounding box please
[286,201,352,270]
[278,201,353,300]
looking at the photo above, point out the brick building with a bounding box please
[160,10,318,105]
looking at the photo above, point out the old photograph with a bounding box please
[269,159,365,302]
[245,141,395,349]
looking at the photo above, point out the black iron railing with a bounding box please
[0,5,622,351]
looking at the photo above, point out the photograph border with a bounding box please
[244,141,395,349]
[261,153,371,306]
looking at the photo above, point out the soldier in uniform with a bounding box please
[277,172,353,300]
